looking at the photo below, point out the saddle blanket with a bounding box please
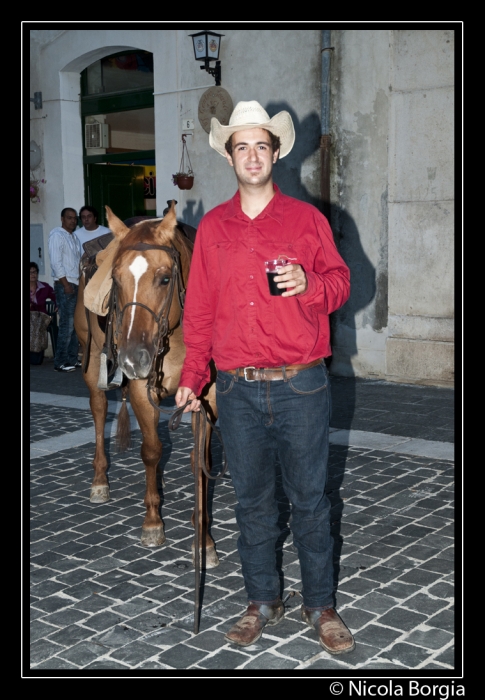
[83,238,119,316]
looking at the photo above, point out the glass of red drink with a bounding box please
[265,257,291,296]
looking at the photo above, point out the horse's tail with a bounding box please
[116,384,131,451]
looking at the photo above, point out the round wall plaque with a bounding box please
[30,140,42,170]
[198,87,233,134]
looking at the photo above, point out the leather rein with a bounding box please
[116,241,227,635]
[99,239,226,634]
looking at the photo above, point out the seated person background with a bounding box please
[30,261,56,313]
[30,261,56,365]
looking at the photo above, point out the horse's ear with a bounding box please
[164,200,177,228]
[155,200,177,241]
[106,206,130,240]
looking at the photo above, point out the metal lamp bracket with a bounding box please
[201,61,221,87]
[30,92,43,110]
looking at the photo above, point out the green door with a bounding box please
[87,164,146,226]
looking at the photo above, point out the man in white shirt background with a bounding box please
[48,208,83,373]
[75,205,111,247]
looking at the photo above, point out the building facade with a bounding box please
[28,26,456,387]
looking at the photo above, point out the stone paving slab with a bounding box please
[27,403,456,675]
[329,429,454,461]
[27,366,458,677]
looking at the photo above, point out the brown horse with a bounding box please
[74,203,219,568]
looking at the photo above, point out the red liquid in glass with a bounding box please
[267,271,284,295]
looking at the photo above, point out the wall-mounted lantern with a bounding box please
[189,31,224,86]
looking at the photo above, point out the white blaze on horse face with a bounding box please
[127,255,149,339]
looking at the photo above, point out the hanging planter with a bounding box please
[172,173,194,190]
[30,181,40,202]
[172,135,194,190]
[29,177,45,203]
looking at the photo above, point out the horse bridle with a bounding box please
[102,241,187,400]
[115,242,186,343]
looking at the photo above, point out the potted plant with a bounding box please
[172,170,194,190]
[29,178,45,203]
[173,134,194,190]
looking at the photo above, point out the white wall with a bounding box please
[386,29,454,386]
[330,29,391,380]
[329,29,454,386]
[29,27,456,386]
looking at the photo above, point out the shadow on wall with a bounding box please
[326,206,377,595]
[181,200,205,229]
[266,101,322,208]
[330,203,378,382]
[263,102,379,598]
[264,102,379,387]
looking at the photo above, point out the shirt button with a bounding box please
[249,275,254,279]
[250,248,254,252]
[249,302,254,306]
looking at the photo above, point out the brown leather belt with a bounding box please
[224,358,322,382]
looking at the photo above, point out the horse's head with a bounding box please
[108,202,187,380]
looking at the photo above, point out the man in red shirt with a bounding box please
[176,101,354,654]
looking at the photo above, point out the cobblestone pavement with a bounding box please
[27,360,458,678]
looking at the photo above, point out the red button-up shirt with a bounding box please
[180,185,350,396]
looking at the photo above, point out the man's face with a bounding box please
[225,128,279,188]
[61,210,78,233]
[80,210,97,231]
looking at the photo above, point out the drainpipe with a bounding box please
[320,30,334,222]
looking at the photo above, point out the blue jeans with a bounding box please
[54,282,79,368]
[216,360,334,610]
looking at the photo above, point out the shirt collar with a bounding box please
[221,184,284,225]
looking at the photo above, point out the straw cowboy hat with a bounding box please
[209,100,295,158]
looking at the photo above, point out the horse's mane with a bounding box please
[173,225,194,288]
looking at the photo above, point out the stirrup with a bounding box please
[97,350,123,390]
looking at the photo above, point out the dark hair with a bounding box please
[30,262,39,273]
[61,207,77,218]
[224,129,281,157]
[79,205,99,220]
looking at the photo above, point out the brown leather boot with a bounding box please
[224,600,285,647]
[301,606,355,654]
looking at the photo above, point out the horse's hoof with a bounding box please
[90,485,110,503]
[141,526,166,547]
[192,545,220,569]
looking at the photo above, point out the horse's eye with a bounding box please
[160,276,171,286]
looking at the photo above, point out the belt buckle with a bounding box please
[243,366,257,382]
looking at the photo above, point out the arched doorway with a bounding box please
[81,50,156,225]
